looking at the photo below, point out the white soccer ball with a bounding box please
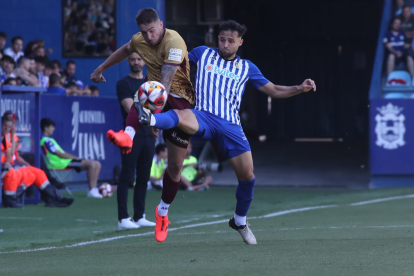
[99,183,113,198]
[135,81,168,111]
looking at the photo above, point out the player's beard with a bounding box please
[130,65,142,73]
[219,49,236,60]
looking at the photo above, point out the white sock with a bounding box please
[124,126,136,140]
[234,213,246,226]
[158,199,170,217]
[149,115,156,126]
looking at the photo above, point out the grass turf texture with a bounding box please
[1,187,414,276]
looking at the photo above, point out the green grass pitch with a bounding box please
[1,186,414,276]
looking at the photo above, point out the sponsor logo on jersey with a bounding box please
[168,48,183,62]
[205,64,241,82]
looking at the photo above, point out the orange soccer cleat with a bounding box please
[154,205,170,243]
[107,130,133,154]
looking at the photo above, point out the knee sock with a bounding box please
[234,178,255,226]
[158,169,180,216]
[153,110,179,130]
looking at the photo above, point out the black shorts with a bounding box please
[66,159,83,172]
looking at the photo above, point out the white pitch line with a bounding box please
[251,205,337,219]
[350,194,414,206]
[0,205,334,255]
[0,217,43,221]
[76,219,98,223]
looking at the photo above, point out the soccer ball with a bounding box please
[135,81,167,111]
[98,183,113,198]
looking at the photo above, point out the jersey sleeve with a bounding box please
[116,79,131,102]
[164,38,187,65]
[130,33,141,53]
[246,61,270,89]
[44,139,58,154]
[188,46,209,64]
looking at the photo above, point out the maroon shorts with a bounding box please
[162,96,193,149]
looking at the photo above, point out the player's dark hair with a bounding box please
[41,118,55,132]
[66,60,76,67]
[218,20,247,38]
[49,73,60,85]
[155,143,167,155]
[0,32,7,39]
[11,36,23,44]
[135,8,159,25]
[51,59,62,69]
[2,113,14,124]
[1,55,15,66]
[45,62,54,70]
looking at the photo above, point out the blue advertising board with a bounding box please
[40,94,123,181]
[370,99,414,187]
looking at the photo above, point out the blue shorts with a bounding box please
[191,109,251,159]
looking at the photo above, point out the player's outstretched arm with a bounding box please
[160,63,179,93]
[90,42,134,83]
[259,79,316,99]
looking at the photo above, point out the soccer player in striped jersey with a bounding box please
[136,20,316,244]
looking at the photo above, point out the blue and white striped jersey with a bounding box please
[189,46,269,125]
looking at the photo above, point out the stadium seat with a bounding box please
[384,92,407,99]
[386,71,411,87]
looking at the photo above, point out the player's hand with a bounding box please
[396,51,403,58]
[150,127,159,138]
[90,70,106,83]
[300,79,316,92]
[3,162,11,169]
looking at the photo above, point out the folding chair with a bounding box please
[40,145,73,196]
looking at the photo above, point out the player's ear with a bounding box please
[160,20,164,28]
[239,39,243,46]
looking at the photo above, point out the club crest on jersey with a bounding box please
[205,64,240,82]
[375,103,406,150]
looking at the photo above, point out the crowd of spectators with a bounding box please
[0,31,99,96]
[63,0,116,57]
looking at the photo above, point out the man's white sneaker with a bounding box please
[229,217,257,245]
[87,188,103,198]
[118,217,140,230]
[134,214,156,227]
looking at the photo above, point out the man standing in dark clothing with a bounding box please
[116,52,156,229]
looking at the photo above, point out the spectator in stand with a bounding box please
[33,46,46,57]
[150,144,168,190]
[384,18,414,77]
[4,36,24,62]
[64,81,81,95]
[44,62,54,78]
[13,56,40,86]
[0,32,6,55]
[90,85,99,96]
[64,60,77,84]
[3,78,17,86]
[34,56,48,87]
[398,5,414,43]
[40,118,103,198]
[83,85,92,96]
[0,55,16,84]
[51,60,62,76]
[180,143,213,191]
[47,74,67,95]
[397,0,414,10]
